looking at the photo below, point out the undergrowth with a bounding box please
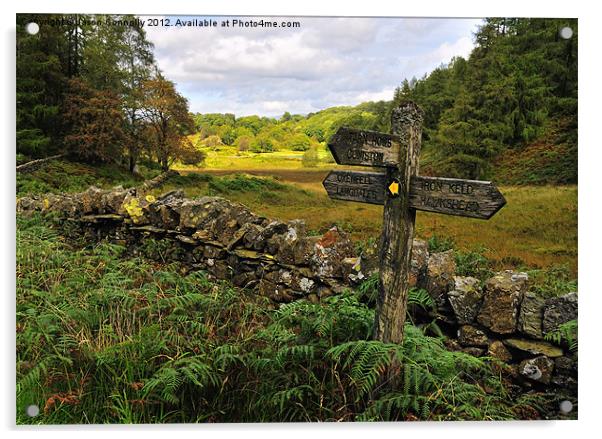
[16,160,152,196]
[544,320,578,353]
[17,214,550,423]
[527,266,577,298]
[208,173,287,194]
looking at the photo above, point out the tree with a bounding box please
[120,19,155,172]
[140,73,195,171]
[62,78,126,162]
[176,137,206,166]
[250,134,276,153]
[78,15,156,172]
[16,14,68,157]
[236,135,252,152]
[203,135,223,149]
[395,18,576,181]
[217,125,237,145]
[290,133,311,151]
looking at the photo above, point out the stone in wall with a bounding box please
[477,271,528,334]
[409,239,429,287]
[311,227,355,278]
[272,221,307,265]
[263,268,316,297]
[232,271,258,289]
[81,186,106,214]
[342,257,363,283]
[554,356,577,376]
[457,325,489,347]
[519,356,555,384]
[517,291,545,339]
[207,259,231,280]
[462,347,486,357]
[423,249,456,305]
[119,192,162,225]
[179,197,236,235]
[448,276,483,324]
[292,236,319,266]
[258,221,289,252]
[258,279,294,303]
[503,338,563,358]
[543,292,578,334]
[242,224,266,250]
[102,186,135,214]
[487,340,512,362]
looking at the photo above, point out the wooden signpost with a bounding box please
[323,102,507,344]
[322,170,387,205]
[323,173,506,220]
[327,127,402,167]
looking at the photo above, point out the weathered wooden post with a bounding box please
[323,100,506,346]
[373,102,423,343]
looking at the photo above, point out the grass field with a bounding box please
[17,157,578,276]
[178,141,334,170]
[169,166,577,276]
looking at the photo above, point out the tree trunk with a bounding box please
[129,153,137,173]
[161,156,169,172]
[16,153,67,174]
[373,101,424,344]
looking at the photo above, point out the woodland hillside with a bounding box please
[18,17,577,184]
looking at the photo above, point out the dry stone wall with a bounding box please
[17,184,577,394]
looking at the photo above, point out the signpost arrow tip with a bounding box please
[388,180,400,196]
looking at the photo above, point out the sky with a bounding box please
[142,16,483,117]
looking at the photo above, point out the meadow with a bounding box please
[174,160,578,277]
[17,154,578,278]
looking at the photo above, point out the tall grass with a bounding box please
[16,214,551,423]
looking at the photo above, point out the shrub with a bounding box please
[427,234,455,253]
[16,159,143,196]
[236,135,252,152]
[290,133,311,151]
[208,174,286,194]
[202,135,222,149]
[178,147,207,166]
[302,147,319,168]
[250,135,276,153]
[455,247,493,281]
[62,78,126,163]
[527,265,577,298]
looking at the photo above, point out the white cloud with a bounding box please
[142,16,482,117]
[398,35,476,80]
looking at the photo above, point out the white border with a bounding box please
[2,1,599,438]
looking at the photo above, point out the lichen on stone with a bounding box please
[122,198,144,223]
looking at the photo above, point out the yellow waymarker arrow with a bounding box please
[388,180,400,196]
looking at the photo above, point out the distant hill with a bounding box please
[192,18,577,185]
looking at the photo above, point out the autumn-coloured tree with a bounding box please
[177,137,207,166]
[141,73,196,171]
[62,78,126,162]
